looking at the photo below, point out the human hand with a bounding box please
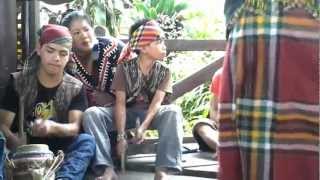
[133,126,146,144]
[31,119,52,137]
[116,138,128,157]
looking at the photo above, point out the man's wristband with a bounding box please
[117,132,127,142]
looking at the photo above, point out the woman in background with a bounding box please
[61,10,125,107]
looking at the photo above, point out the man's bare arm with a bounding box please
[140,90,166,130]
[39,110,83,137]
[114,90,127,134]
[0,109,25,150]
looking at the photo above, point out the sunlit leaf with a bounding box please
[95,5,106,26]
[174,2,188,13]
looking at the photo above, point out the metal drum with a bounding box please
[5,144,64,180]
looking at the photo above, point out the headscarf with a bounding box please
[38,24,72,48]
[118,20,163,63]
[24,24,72,72]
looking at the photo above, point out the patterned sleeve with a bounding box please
[111,64,126,92]
[158,68,172,94]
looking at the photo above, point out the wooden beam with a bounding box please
[40,0,73,4]
[121,39,226,52]
[166,40,226,51]
[171,56,224,101]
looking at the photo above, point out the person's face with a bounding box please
[142,38,167,60]
[37,43,70,76]
[69,19,95,53]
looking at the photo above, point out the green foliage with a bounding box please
[183,11,225,40]
[178,84,210,122]
[71,0,121,36]
[168,50,224,136]
[177,84,211,135]
[133,0,188,19]
[130,0,188,40]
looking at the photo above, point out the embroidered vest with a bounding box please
[12,71,83,124]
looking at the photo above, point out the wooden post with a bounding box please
[21,0,40,60]
[0,0,17,100]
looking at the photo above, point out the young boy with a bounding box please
[83,19,184,180]
[193,68,221,153]
[0,24,95,179]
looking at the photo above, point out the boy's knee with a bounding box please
[82,106,102,126]
[83,106,100,118]
[161,105,183,124]
[165,104,182,113]
[77,134,96,150]
[160,105,182,117]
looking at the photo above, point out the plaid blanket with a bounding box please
[218,4,319,180]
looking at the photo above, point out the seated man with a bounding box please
[83,19,184,180]
[192,68,222,153]
[0,24,95,180]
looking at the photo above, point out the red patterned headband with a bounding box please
[39,24,72,48]
[118,20,163,63]
[129,20,163,51]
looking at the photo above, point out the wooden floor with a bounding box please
[125,143,218,179]
[85,142,218,179]
[118,171,215,180]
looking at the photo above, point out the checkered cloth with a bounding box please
[218,3,319,180]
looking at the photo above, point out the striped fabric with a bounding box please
[129,20,163,49]
[118,20,163,63]
[218,3,319,180]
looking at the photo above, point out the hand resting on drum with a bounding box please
[30,119,53,137]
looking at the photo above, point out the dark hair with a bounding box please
[60,10,93,28]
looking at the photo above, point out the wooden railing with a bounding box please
[164,39,226,101]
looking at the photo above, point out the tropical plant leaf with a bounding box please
[135,1,151,18]
[164,0,175,16]
[174,2,188,13]
[156,0,166,14]
[149,8,158,19]
[162,0,172,15]
[95,5,106,26]
[150,0,158,8]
